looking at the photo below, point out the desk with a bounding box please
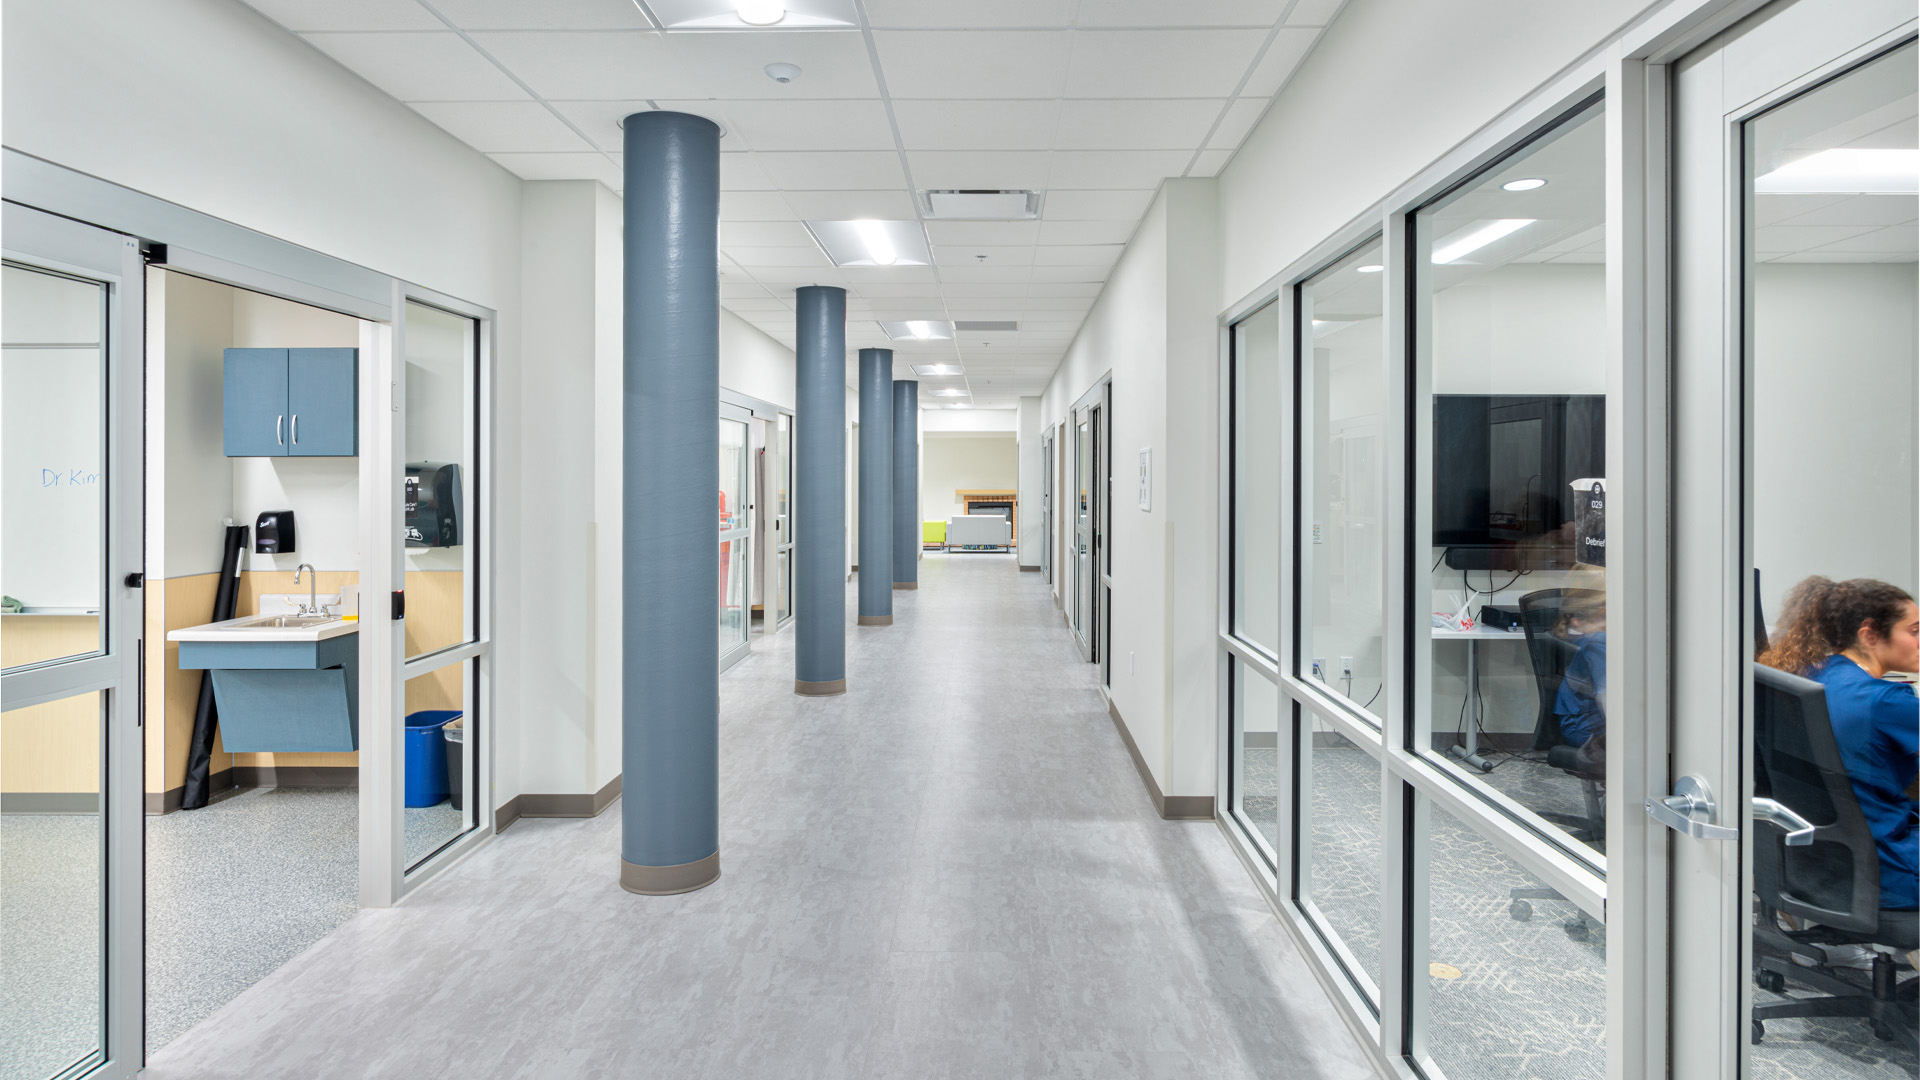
[1431,624,1528,771]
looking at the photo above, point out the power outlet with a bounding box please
[1311,658,1326,681]
[1340,657,1354,679]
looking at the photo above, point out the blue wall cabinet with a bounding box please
[223,347,358,457]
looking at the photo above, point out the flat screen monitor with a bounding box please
[1433,394,1604,571]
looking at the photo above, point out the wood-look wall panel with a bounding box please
[1,616,104,793]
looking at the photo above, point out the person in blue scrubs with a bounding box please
[1554,614,1607,753]
[1761,576,1920,914]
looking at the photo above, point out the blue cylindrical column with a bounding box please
[620,111,720,896]
[892,381,919,589]
[857,349,893,625]
[794,286,848,695]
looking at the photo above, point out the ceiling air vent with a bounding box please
[919,189,1042,220]
[953,320,1018,332]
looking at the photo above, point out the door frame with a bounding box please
[0,202,147,1080]
[719,400,755,673]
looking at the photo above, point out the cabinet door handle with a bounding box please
[276,414,284,446]
[291,414,299,445]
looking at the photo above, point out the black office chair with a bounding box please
[1751,663,1919,1048]
[1517,588,1608,843]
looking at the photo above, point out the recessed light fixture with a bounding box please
[1431,219,1535,264]
[736,0,783,23]
[1755,148,1920,194]
[935,388,966,397]
[1356,264,1384,273]
[650,0,855,28]
[804,221,930,267]
[948,403,973,409]
[1501,177,1548,192]
[878,320,951,341]
[918,189,1043,220]
[912,364,960,376]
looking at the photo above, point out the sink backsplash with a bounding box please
[255,582,359,618]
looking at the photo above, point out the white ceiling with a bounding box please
[240,0,1350,406]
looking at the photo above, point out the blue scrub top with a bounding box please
[1554,631,1607,747]
[1807,655,1920,910]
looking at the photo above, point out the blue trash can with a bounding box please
[404,710,461,807]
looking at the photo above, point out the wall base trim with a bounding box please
[231,765,357,789]
[795,678,847,696]
[497,774,623,831]
[2,792,100,814]
[1104,695,1214,821]
[857,614,893,626]
[146,769,237,815]
[1019,564,1041,572]
[621,851,720,895]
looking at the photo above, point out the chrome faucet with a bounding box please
[294,564,319,615]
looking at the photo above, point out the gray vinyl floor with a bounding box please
[140,554,1378,1080]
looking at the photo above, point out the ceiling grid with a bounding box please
[247,0,1352,406]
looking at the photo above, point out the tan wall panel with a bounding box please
[403,569,466,659]
[1,617,103,793]
[0,614,99,667]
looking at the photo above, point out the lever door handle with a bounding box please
[276,414,284,446]
[1752,797,1817,846]
[1645,774,1739,840]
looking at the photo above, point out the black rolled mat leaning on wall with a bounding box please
[181,524,249,810]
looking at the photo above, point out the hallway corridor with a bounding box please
[141,555,1375,1080]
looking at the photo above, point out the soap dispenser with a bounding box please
[254,510,296,554]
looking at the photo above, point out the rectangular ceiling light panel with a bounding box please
[805,220,932,267]
[649,0,857,28]
[1755,148,1920,193]
[911,364,962,376]
[953,320,1018,331]
[920,190,1043,220]
[878,320,952,341]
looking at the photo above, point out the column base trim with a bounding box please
[892,582,917,590]
[1105,695,1215,821]
[857,614,893,626]
[1019,564,1041,572]
[621,852,720,895]
[795,678,847,696]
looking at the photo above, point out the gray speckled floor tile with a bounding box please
[138,556,1378,1080]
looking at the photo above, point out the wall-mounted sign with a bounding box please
[1138,447,1152,511]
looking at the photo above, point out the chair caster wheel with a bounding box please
[1873,1023,1895,1042]
[1752,1020,1765,1044]
[1563,918,1590,941]
[1757,970,1785,993]
[1509,899,1532,921]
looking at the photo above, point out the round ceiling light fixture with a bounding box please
[764,62,802,84]
[1356,264,1384,273]
[738,0,786,25]
[1502,177,1548,191]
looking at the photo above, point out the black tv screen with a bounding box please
[1433,394,1603,571]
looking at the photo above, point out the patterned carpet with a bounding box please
[1238,740,1917,1080]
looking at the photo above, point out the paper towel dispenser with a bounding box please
[404,462,463,548]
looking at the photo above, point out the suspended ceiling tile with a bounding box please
[781,189,920,219]
[849,283,949,298]
[873,30,1074,99]
[905,150,1049,190]
[722,220,817,245]
[464,31,689,100]
[752,151,907,190]
[720,282,777,298]
[720,152,779,190]
[723,246,833,267]
[662,30,881,99]
[924,220,1043,245]
[410,101,596,153]
[1029,264,1107,282]
[1072,0,1289,24]
[1188,148,1234,177]
[1064,30,1266,98]
[1053,98,1224,150]
[1048,150,1190,189]
[720,191,800,220]
[1750,225,1881,253]
[1042,188,1157,219]
[933,245,1037,267]
[748,266,847,284]
[431,0,653,30]
[718,99,897,151]
[243,0,441,32]
[840,266,938,283]
[1768,193,1917,229]
[1036,218,1134,245]
[549,101,746,153]
[890,100,1060,151]
[1240,28,1319,96]
[937,265,1035,283]
[1208,96,1270,149]
[1286,0,1349,25]
[873,0,1074,28]
[486,152,622,186]
[721,298,792,311]
[303,32,530,101]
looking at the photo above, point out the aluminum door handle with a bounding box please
[277,414,284,446]
[291,414,298,445]
[1645,774,1738,841]
[1751,797,1816,847]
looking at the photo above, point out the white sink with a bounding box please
[167,613,359,643]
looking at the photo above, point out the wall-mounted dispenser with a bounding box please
[254,510,296,554]
[404,462,463,548]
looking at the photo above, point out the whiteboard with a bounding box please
[2,343,105,611]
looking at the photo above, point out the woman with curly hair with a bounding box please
[1759,576,1919,912]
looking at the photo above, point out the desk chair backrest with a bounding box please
[1752,663,1881,934]
[1517,588,1605,752]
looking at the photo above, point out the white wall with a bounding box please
[721,309,797,411]
[922,407,1017,432]
[922,433,1017,524]
[153,271,235,581]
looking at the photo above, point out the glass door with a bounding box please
[773,412,793,630]
[1041,432,1053,585]
[1074,409,1094,659]
[719,404,752,671]
[0,205,145,1080]
[1669,3,1917,1075]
